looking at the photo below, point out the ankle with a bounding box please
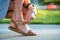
[10,22,15,28]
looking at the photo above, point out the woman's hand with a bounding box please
[23,5,36,24]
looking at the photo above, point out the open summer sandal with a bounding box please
[8,20,37,36]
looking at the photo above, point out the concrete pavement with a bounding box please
[0,24,60,40]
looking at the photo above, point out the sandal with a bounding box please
[8,20,37,36]
[8,26,26,35]
[8,20,26,34]
[8,26,37,36]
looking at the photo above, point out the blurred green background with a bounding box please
[0,0,60,24]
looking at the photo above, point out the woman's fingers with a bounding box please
[22,5,36,24]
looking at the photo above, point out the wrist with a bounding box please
[23,3,34,9]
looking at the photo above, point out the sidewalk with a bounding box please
[0,24,60,40]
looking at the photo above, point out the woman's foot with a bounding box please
[9,20,37,36]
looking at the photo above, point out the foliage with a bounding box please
[44,0,60,2]
[44,0,60,5]
[30,0,60,5]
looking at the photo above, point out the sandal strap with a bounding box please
[24,30,37,36]
[11,20,24,25]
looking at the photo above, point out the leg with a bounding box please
[9,0,37,36]
[9,0,30,34]
[10,0,24,28]
[12,0,24,21]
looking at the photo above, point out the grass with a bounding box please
[0,9,60,24]
[0,19,11,24]
[30,9,60,24]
